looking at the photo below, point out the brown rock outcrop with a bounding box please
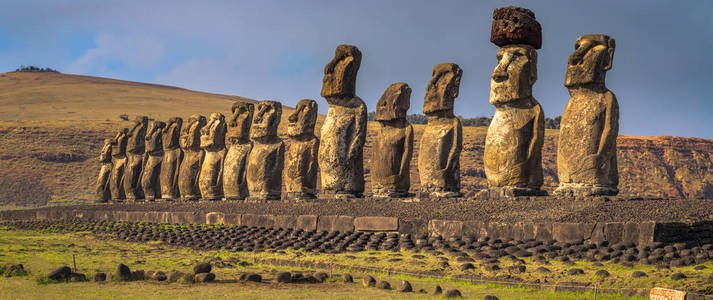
[318,45,367,198]
[159,117,183,200]
[178,115,206,201]
[140,121,165,201]
[123,116,148,201]
[484,45,545,196]
[490,6,542,49]
[109,128,128,201]
[556,34,619,197]
[372,83,413,198]
[285,99,319,200]
[95,139,112,202]
[223,102,253,200]
[418,63,463,198]
[246,101,284,201]
[198,113,227,200]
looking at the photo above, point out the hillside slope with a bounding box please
[0,72,711,207]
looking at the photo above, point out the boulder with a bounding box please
[152,271,167,281]
[444,289,463,298]
[168,271,184,282]
[376,280,391,290]
[276,272,292,283]
[94,272,107,282]
[195,272,216,283]
[48,266,72,280]
[116,263,132,281]
[194,262,212,274]
[362,275,376,287]
[398,280,412,292]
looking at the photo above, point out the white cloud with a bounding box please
[65,33,164,74]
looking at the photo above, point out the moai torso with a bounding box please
[246,101,284,200]
[141,121,165,201]
[483,44,544,192]
[556,34,619,196]
[178,115,206,200]
[372,83,413,197]
[123,116,148,201]
[199,113,227,200]
[160,117,183,200]
[417,63,463,197]
[223,102,254,200]
[95,139,113,202]
[109,128,128,201]
[284,99,319,200]
[318,45,366,197]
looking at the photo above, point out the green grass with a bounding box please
[0,228,657,299]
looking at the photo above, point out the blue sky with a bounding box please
[1,0,711,138]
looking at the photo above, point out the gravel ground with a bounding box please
[39,197,713,223]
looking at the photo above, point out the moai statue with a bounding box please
[95,139,113,202]
[246,101,284,201]
[284,99,319,201]
[372,83,414,198]
[109,128,128,201]
[123,116,148,201]
[418,63,463,198]
[198,113,227,200]
[159,117,183,200]
[178,115,206,201]
[223,102,254,200]
[140,121,165,201]
[484,6,545,197]
[555,34,619,197]
[318,44,367,198]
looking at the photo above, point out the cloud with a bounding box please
[65,33,164,75]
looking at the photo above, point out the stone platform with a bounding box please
[2,197,713,245]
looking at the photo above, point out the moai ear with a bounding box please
[529,47,538,85]
[603,37,616,71]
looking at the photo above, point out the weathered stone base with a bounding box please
[477,187,547,199]
[554,183,619,197]
[200,196,224,202]
[318,191,363,200]
[246,194,281,202]
[371,188,410,198]
[283,192,317,202]
[224,196,246,201]
[180,196,200,202]
[418,187,462,199]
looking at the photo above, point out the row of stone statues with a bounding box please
[96,6,619,202]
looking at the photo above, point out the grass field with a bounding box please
[9,225,712,299]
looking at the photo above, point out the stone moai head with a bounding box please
[321,44,362,102]
[489,45,538,105]
[111,128,128,156]
[145,121,166,153]
[490,6,542,49]
[251,101,282,140]
[287,99,317,137]
[180,114,206,150]
[376,82,411,121]
[100,138,112,162]
[423,63,462,116]
[162,117,183,150]
[200,113,226,149]
[126,116,149,153]
[565,34,615,87]
[227,102,254,143]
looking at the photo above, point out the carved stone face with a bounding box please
[100,138,112,162]
[162,117,182,150]
[287,99,317,137]
[126,116,149,153]
[180,114,206,150]
[489,44,537,105]
[145,121,165,153]
[111,128,128,157]
[423,63,462,115]
[376,83,411,121]
[200,113,226,149]
[227,102,254,142]
[565,34,615,87]
[251,101,282,139]
[321,44,362,101]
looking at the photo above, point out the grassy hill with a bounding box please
[0,71,712,208]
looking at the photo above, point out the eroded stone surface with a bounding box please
[556,35,619,197]
[160,117,183,200]
[199,113,227,200]
[285,99,319,200]
[109,128,128,201]
[418,63,463,198]
[95,139,112,202]
[247,101,284,201]
[484,45,544,195]
[372,83,413,197]
[123,116,148,201]
[141,121,165,201]
[223,102,253,200]
[178,115,206,201]
[319,45,366,197]
[490,6,542,49]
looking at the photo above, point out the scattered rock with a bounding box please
[595,270,610,278]
[168,271,184,282]
[694,265,707,271]
[276,272,292,283]
[376,280,391,290]
[131,270,145,281]
[313,272,328,283]
[444,289,463,298]
[195,272,216,283]
[116,264,132,281]
[459,263,475,271]
[398,280,412,292]
[48,266,72,280]
[535,267,551,273]
[671,273,686,280]
[152,271,167,281]
[343,273,353,283]
[94,272,107,282]
[362,275,376,287]
[1,263,26,277]
[433,285,443,295]
[567,268,584,275]
[631,271,647,278]
[508,265,526,273]
[68,272,87,282]
[178,273,195,284]
[484,296,500,300]
[194,262,212,274]
[244,273,262,282]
